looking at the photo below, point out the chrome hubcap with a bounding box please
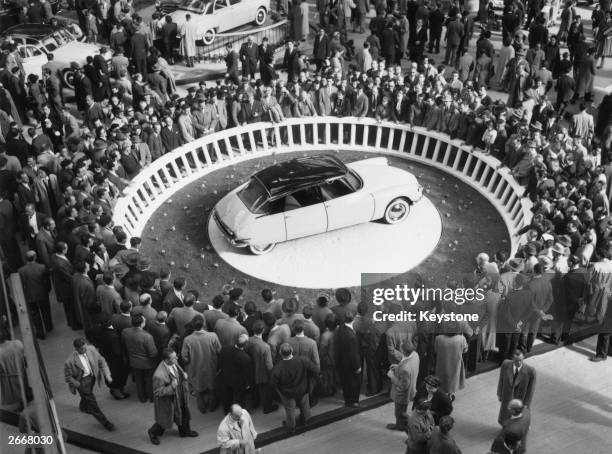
[388,203,407,221]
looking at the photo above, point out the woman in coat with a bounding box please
[434,321,468,396]
[575,47,596,100]
[493,36,515,90]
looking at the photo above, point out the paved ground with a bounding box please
[265,335,612,454]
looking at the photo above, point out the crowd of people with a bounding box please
[1,0,612,453]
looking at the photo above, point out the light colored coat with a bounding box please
[181,330,221,392]
[64,344,111,393]
[434,334,468,394]
[389,352,419,404]
[217,409,257,454]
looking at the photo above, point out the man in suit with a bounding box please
[51,242,77,329]
[219,333,253,414]
[313,28,330,70]
[238,92,263,124]
[497,349,536,425]
[335,311,362,407]
[239,36,259,79]
[35,217,56,270]
[133,293,158,325]
[205,294,229,332]
[147,348,198,445]
[43,68,63,114]
[64,337,115,430]
[162,276,186,313]
[411,18,428,64]
[161,15,178,64]
[386,340,419,431]
[380,22,399,65]
[352,84,369,118]
[181,315,221,414]
[72,261,99,331]
[225,42,240,85]
[147,311,172,362]
[271,342,318,433]
[130,20,149,79]
[148,65,168,102]
[167,292,199,337]
[18,251,52,338]
[523,263,553,352]
[288,319,320,405]
[497,274,533,363]
[96,271,122,316]
[88,319,130,400]
[353,301,381,396]
[160,116,184,154]
[258,37,275,85]
[111,301,133,335]
[122,314,159,402]
[247,320,278,413]
[147,122,164,161]
[444,13,464,65]
[215,305,248,348]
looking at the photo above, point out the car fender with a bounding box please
[371,185,421,219]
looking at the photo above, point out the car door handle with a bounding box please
[285,215,291,219]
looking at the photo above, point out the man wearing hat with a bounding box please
[72,63,92,112]
[148,64,168,103]
[523,263,554,352]
[239,35,259,80]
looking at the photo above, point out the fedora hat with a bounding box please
[551,243,565,255]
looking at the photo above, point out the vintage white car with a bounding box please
[1,24,111,88]
[169,0,270,45]
[212,155,423,255]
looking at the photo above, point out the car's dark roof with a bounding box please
[2,23,55,39]
[253,155,348,198]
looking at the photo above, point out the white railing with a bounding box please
[113,117,533,255]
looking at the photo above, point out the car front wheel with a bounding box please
[255,7,267,25]
[383,198,410,224]
[202,29,216,45]
[249,243,276,255]
[62,68,76,89]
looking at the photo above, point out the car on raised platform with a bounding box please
[1,23,111,88]
[169,0,270,45]
[212,155,423,255]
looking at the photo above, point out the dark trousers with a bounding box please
[497,332,523,365]
[242,61,257,79]
[278,392,310,429]
[62,298,81,330]
[78,376,110,426]
[107,359,129,390]
[428,31,441,52]
[133,367,154,402]
[132,56,147,79]
[464,334,482,373]
[28,298,53,338]
[339,371,361,405]
[221,382,247,414]
[362,348,382,394]
[149,408,191,437]
[394,401,408,429]
[595,333,612,358]
[195,389,217,413]
[252,382,275,412]
[445,44,459,65]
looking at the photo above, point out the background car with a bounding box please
[213,155,423,255]
[0,0,60,30]
[169,0,270,45]
[1,23,111,88]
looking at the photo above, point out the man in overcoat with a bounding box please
[497,349,536,425]
[148,348,198,445]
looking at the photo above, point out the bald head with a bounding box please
[508,399,524,415]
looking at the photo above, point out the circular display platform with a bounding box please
[208,197,442,289]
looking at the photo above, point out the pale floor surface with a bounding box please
[265,336,612,454]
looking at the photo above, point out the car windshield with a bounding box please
[40,29,75,52]
[176,0,210,13]
[238,178,269,214]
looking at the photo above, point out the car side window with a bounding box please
[283,187,323,211]
[229,0,240,4]
[214,0,227,10]
[320,178,355,201]
[27,45,43,57]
